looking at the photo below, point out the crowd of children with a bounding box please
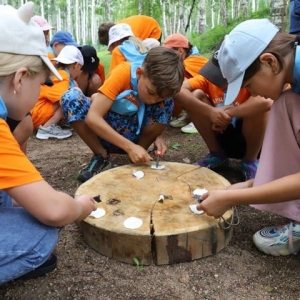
[2,0,300,285]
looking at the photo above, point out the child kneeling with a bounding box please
[61,46,184,182]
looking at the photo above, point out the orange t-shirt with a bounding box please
[188,74,250,106]
[109,47,127,73]
[94,62,106,83]
[117,15,162,40]
[184,55,208,79]
[98,62,131,100]
[0,119,42,189]
[31,69,70,129]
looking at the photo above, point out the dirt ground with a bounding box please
[1,127,300,300]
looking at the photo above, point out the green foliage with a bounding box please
[97,51,111,76]
[170,142,181,150]
[133,257,144,271]
[189,6,272,58]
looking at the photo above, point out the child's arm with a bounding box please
[174,81,232,127]
[6,180,96,227]
[197,172,300,218]
[153,129,167,156]
[86,93,152,163]
[224,96,272,118]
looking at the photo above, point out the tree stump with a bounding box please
[75,162,234,265]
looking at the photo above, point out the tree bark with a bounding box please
[270,0,288,31]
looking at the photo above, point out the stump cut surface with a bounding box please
[75,162,234,265]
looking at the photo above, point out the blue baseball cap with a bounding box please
[50,31,81,48]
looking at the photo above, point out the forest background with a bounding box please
[0,0,291,71]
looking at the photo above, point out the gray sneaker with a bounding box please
[36,125,72,140]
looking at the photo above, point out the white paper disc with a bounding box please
[189,204,204,215]
[193,188,208,196]
[123,217,143,229]
[150,164,165,170]
[89,208,106,219]
[133,170,144,180]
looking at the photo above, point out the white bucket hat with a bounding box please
[108,23,134,48]
[51,45,84,65]
[218,19,279,105]
[0,2,62,80]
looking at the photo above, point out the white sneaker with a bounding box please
[181,122,198,134]
[170,111,190,128]
[253,221,300,256]
[36,124,72,140]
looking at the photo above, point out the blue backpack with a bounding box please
[118,40,147,65]
[111,62,146,135]
[0,97,7,120]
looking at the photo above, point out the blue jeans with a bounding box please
[0,191,59,284]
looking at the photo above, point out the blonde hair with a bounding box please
[0,53,48,79]
[128,36,148,54]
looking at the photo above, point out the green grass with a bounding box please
[97,50,111,76]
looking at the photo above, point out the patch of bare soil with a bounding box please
[1,127,300,300]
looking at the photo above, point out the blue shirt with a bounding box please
[290,0,300,34]
[0,97,7,120]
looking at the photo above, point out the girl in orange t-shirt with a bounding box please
[31,45,83,140]
[0,2,96,284]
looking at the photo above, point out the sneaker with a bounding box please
[181,122,198,134]
[36,124,72,140]
[77,153,112,183]
[18,253,57,280]
[194,152,228,169]
[241,159,258,180]
[253,221,300,256]
[170,111,190,128]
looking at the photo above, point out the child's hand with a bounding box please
[128,144,152,163]
[196,190,233,218]
[75,194,97,222]
[210,107,232,127]
[154,136,167,156]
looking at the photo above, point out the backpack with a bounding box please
[111,62,145,135]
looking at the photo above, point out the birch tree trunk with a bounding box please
[219,0,227,26]
[104,0,112,20]
[66,0,71,32]
[240,0,249,17]
[75,0,79,43]
[252,0,256,12]
[40,0,44,17]
[56,6,62,32]
[198,0,206,34]
[270,0,288,31]
[160,0,168,38]
[138,0,142,14]
[91,0,95,45]
[177,0,185,34]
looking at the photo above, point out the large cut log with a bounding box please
[75,162,234,265]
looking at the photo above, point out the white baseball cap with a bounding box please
[107,23,134,48]
[218,19,279,105]
[52,45,84,65]
[0,2,62,80]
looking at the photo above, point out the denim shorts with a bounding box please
[61,89,174,153]
[0,191,58,284]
